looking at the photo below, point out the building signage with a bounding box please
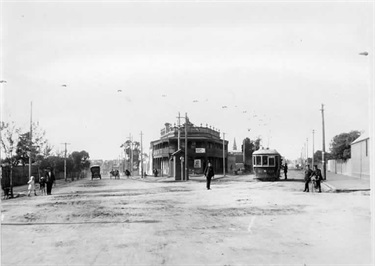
[194,159,201,168]
[195,148,206,153]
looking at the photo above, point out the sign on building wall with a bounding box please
[194,159,201,168]
[195,148,206,153]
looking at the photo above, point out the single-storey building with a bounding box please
[350,132,370,179]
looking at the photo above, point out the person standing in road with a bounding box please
[27,175,37,196]
[125,169,131,178]
[204,162,214,190]
[284,163,288,180]
[153,168,158,177]
[45,168,55,195]
[311,165,323,193]
[303,164,313,192]
[39,175,46,196]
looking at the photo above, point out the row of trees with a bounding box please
[120,140,148,173]
[1,121,90,177]
[301,130,361,165]
[329,130,361,161]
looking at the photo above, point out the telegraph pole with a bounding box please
[306,138,309,165]
[184,113,188,181]
[177,112,183,150]
[29,101,32,178]
[312,130,315,167]
[223,132,226,177]
[61,142,71,181]
[140,131,143,178]
[321,104,327,180]
[127,134,133,175]
[176,112,184,181]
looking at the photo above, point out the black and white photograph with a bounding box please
[1,1,374,265]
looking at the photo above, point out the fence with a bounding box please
[1,165,89,187]
[327,159,352,176]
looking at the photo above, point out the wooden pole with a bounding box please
[223,132,226,177]
[321,104,327,180]
[29,101,32,179]
[185,113,188,181]
[140,131,143,178]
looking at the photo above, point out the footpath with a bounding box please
[322,171,371,192]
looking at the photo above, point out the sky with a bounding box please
[1,1,373,161]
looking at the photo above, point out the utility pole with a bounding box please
[306,138,309,165]
[61,142,71,181]
[140,131,143,178]
[184,112,188,181]
[29,101,32,179]
[176,112,184,181]
[312,130,315,167]
[177,112,183,150]
[321,104,327,180]
[127,134,133,175]
[223,132,226,177]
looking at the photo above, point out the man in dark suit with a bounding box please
[311,165,323,193]
[303,165,313,192]
[284,163,288,180]
[204,162,214,190]
[45,168,55,195]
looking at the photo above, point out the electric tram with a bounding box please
[252,148,282,181]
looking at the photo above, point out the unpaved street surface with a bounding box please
[1,171,372,265]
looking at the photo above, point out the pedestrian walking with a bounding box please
[27,175,37,197]
[284,163,288,180]
[125,169,131,178]
[311,165,323,193]
[204,162,214,190]
[39,175,46,196]
[303,164,313,192]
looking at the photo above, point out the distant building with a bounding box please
[150,121,228,180]
[233,138,237,150]
[350,132,370,179]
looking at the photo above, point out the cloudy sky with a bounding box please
[1,1,373,161]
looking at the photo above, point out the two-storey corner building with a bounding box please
[150,121,229,180]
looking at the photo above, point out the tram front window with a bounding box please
[269,157,275,166]
[256,156,261,165]
[262,156,268,166]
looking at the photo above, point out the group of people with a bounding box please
[27,168,55,197]
[303,164,323,193]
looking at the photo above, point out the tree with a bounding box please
[71,150,90,172]
[313,150,332,162]
[13,122,49,166]
[330,131,361,161]
[242,137,262,172]
[1,121,21,197]
[0,121,20,166]
[121,140,141,171]
[40,155,73,173]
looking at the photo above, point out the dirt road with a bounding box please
[1,171,372,265]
